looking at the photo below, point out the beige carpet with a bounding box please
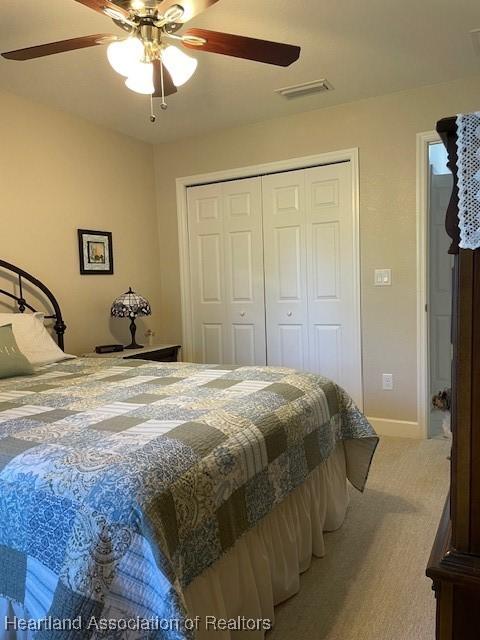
[269,436,450,640]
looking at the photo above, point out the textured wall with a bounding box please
[0,90,161,355]
[153,73,480,424]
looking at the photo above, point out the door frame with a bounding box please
[176,147,363,410]
[416,130,443,438]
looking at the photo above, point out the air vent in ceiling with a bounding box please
[275,79,334,99]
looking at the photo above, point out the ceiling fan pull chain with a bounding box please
[149,94,156,123]
[159,57,168,111]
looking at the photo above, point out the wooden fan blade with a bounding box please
[1,34,118,61]
[182,29,301,67]
[158,0,221,23]
[152,59,178,97]
[73,0,129,20]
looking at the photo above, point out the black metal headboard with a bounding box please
[0,260,66,350]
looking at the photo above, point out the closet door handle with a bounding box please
[240,311,246,317]
[287,311,293,317]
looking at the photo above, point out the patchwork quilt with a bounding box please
[0,358,377,639]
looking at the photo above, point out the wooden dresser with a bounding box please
[426,116,480,638]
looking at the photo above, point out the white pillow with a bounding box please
[0,312,75,366]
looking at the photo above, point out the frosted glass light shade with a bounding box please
[162,45,197,87]
[107,38,143,77]
[125,62,155,95]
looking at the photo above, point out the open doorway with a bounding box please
[427,141,453,438]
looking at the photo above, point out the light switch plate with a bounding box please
[374,269,392,286]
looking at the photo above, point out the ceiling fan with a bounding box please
[1,0,301,121]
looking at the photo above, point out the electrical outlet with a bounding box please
[382,373,393,390]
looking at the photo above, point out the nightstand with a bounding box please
[82,344,181,362]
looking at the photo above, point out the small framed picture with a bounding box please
[78,229,113,275]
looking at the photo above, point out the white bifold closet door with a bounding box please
[187,177,267,365]
[262,162,360,401]
[187,162,360,404]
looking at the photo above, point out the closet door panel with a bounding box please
[188,177,265,365]
[312,221,340,300]
[202,324,224,363]
[275,226,303,300]
[223,177,266,365]
[306,162,360,403]
[187,183,226,363]
[229,231,253,301]
[313,324,342,382]
[262,170,309,369]
[232,324,256,365]
[277,324,305,369]
[197,234,223,303]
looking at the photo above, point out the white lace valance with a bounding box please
[457,112,480,250]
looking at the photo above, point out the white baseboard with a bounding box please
[367,416,424,439]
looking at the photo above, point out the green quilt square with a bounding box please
[35,409,76,423]
[202,379,239,390]
[323,382,340,417]
[0,437,38,472]
[145,490,179,557]
[23,384,57,393]
[124,393,166,404]
[264,382,304,402]
[168,422,226,457]
[0,545,26,602]
[256,414,287,463]
[216,486,248,551]
[37,581,103,640]
[148,377,183,387]
[0,401,19,412]
[304,429,322,472]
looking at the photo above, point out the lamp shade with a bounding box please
[161,45,197,87]
[111,288,151,319]
[107,37,144,77]
[125,62,155,95]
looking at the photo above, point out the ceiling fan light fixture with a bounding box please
[125,61,155,94]
[161,45,197,87]
[107,37,143,77]
[1,0,302,120]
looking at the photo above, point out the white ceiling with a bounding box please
[1,0,479,143]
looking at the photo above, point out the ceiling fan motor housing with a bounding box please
[140,23,161,44]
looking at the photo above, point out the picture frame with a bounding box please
[77,229,114,275]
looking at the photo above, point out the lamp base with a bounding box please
[125,317,143,350]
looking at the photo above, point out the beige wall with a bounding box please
[154,73,480,424]
[0,90,161,355]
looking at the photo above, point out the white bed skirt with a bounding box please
[184,442,348,639]
[0,444,348,640]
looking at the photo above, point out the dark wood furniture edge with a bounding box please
[428,114,480,638]
[125,345,181,362]
[428,495,480,589]
[427,496,452,582]
[0,259,66,350]
[436,117,460,256]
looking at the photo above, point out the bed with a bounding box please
[0,261,378,640]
